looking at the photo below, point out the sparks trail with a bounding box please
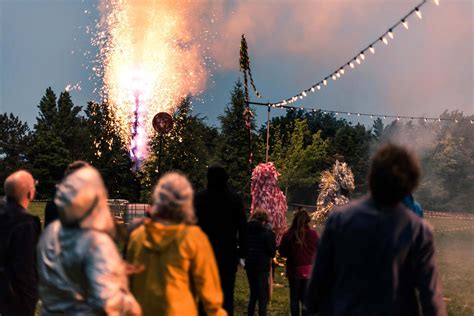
[93,0,210,167]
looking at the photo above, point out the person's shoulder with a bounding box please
[330,197,368,219]
[185,224,207,238]
[82,229,116,248]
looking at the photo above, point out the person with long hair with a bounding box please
[127,172,226,316]
[279,209,319,316]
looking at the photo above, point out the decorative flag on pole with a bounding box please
[240,34,263,164]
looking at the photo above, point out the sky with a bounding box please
[0,0,472,129]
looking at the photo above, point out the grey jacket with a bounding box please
[37,221,140,315]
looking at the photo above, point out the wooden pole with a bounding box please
[265,105,271,163]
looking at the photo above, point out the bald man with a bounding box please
[0,170,41,316]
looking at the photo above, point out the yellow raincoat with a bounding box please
[127,219,227,316]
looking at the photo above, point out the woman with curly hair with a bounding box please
[127,172,226,316]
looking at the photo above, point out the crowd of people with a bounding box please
[0,143,446,316]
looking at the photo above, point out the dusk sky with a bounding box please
[1,0,472,128]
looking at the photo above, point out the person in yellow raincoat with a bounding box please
[127,172,227,316]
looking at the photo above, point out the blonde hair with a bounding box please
[151,172,196,224]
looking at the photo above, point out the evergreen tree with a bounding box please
[331,123,372,193]
[145,97,211,196]
[30,88,70,198]
[215,81,257,200]
[57,91,89,160]
[85,101,136,201]
[0,113,32,195]
[372,118,384,141]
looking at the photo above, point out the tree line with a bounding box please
[1,81,473,212]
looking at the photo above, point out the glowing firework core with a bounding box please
[95,0,209,168]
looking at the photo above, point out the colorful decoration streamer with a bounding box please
[251,162,288,244]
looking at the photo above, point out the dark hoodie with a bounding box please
[245,220,276,273]
[194,167,248,273]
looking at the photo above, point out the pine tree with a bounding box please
[0,113,32,195]
[215,81,257,200]
[145,97,212,195]
[30,88,71,197]
[85,101,136,200]
[57,91,88,159]
[372,118,384,141]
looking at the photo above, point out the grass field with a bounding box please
[29,202,473,315]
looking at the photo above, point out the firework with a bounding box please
[93,0,209,168]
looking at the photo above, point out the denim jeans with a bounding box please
[246,270,269,316]
[289,277,309,316]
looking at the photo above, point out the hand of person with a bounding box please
[125,263,145,275]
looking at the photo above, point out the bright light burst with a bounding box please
[94,0,209,168]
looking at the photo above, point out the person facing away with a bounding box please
[279,209,319,316]
[43,160,90,227]
[0,170,41,316]
[403,194,424,218]
[37,166,141,315]
[305,143,446,316]
[194,166,248,316]
[127,172,227,316]
[245,209,276,316]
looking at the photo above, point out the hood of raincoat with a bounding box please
[142,220,187,252]
[54,166,115,236]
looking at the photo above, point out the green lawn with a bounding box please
[233,216,474,316]
[29,202,473,315]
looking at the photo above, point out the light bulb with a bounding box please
[299,95,303,99]
[416,8,422,19]
[350,62,355,68]
[340,68,345,75]
[316,85,321,90]
[311,87,315,92]
[356,58,361,64]
[388,29,394,39]
[347,112,351,116]
[336,72,341,78]
[382,37,388,45]
[434,0,439,6]
[302,91,307,97]
[402,20,408,29]
[370,46,375,54]
[332,74,337,80]
[360,52,365,60]
[323,79,327,86]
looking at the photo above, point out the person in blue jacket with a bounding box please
[403,194,424,218]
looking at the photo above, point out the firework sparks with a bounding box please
[94,0,209,169]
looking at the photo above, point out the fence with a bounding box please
[108,199,150,224]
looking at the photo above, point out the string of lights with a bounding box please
[271,0,440,107]
[248,101,474,124]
